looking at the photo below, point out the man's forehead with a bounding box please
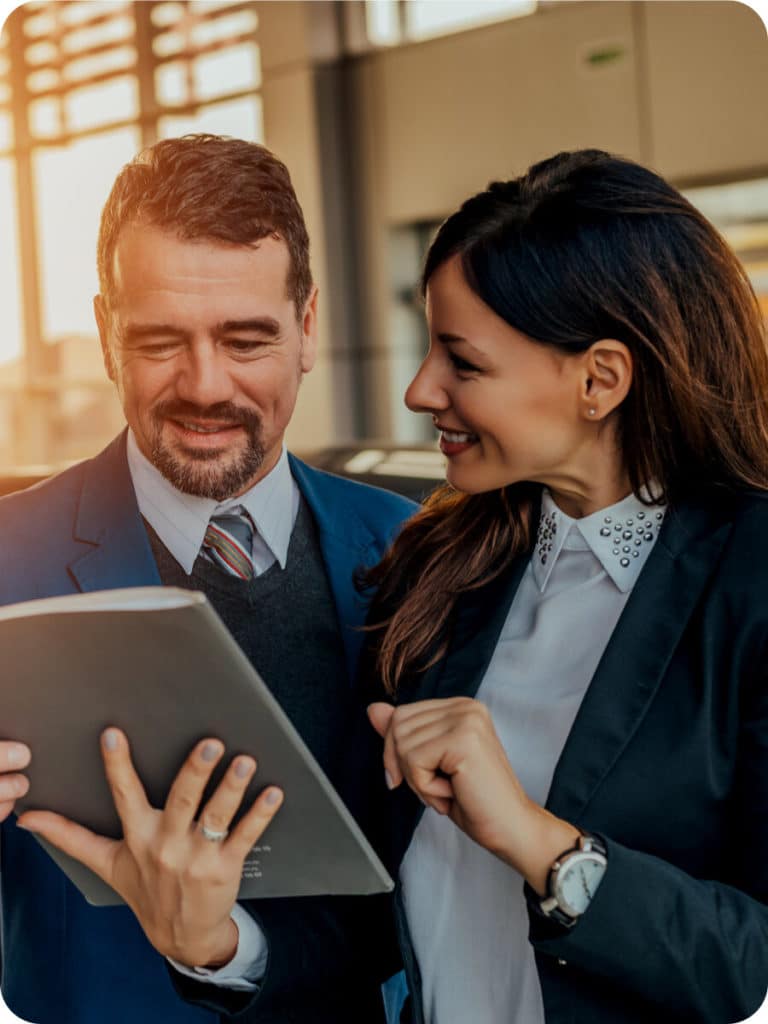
[111,223,291,292]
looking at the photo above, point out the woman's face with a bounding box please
[407,255,590,495]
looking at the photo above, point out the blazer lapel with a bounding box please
[288,455,381,684]
[546,494,734,821]
[68,432,161,593]
[415,556,529,703]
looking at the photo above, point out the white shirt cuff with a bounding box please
[167,903,269,991]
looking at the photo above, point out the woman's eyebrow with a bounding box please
[437,332,485,356]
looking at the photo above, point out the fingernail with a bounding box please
[384,770,395,790]
[7,745,30,767]
[235,758,253,778]
[265,788,282,806]
[201,742,221,762]
[103,729,119,752]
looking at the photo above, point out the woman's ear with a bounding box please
[580,340,632,421]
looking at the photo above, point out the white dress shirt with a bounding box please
[400,488,665,1024]
[126,430,298,575]
[126,429,301,990]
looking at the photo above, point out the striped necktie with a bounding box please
[203,511,255,580]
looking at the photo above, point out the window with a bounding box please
[684,178,768,319]
[0,0,262,466]
[365,0,537,48]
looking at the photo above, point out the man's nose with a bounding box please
[175,343,236,407]
[405,356,449,415]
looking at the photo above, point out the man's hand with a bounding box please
[16,728,283,968]
[368,699,578,894]
[0,741,31,822]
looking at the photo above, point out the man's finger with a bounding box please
[162,738,224,835]
[100,728,152,830]
[0,773,29,803]
[227,786,283,860]
[16,811,117,883]
[0,742,31,771]
[197,755,257,840]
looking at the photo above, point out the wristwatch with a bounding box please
[539,832,607,928]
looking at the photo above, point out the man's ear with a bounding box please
[580,339,632,421]
[299,286,319,374]
[94,294,116,382]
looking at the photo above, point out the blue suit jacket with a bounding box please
[0,432,415,1024]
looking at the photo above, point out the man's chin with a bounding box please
[151,444,265,500]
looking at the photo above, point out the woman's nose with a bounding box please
[405,357,449,415]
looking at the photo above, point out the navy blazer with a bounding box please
[365,487,768,1024]
[0,432,415,1024]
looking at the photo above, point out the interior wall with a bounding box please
[256,1,345,453]
[350,0,768,440]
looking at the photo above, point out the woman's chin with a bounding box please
[445,466,506,495]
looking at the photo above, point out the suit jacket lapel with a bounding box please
[288,455,381,684]
[546,493,734,821]
[69,431,161,593]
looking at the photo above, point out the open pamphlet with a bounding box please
[1,587,393,905]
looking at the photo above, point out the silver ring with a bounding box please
[199,823,229,843]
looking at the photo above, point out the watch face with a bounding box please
[557,853,607,916]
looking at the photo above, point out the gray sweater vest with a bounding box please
[144,498,351,779]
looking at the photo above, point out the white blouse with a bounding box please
[400,488,666,1024]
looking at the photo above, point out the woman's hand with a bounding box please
[368,698,578,893]
[16,728,283,968]
[0,740,31,822]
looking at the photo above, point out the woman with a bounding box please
[362,149,768,1024]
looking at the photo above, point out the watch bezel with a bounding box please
[551,848,608,917]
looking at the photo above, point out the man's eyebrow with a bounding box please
[217,318,281,337]
[121,323,185,342]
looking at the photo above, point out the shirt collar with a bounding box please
[532,487,666,594]
[126,429,295,574]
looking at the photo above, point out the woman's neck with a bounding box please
[542,435,632,519]
[546,478,633,520]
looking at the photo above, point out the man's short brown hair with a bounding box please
[97,134,312,313]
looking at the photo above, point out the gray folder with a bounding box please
[1,587,392,905]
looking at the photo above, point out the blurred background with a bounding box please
[0,0,766,481]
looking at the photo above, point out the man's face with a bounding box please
[95,223,317,500]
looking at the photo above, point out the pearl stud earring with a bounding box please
[588,408,597,416]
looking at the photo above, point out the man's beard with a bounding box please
[149,400,266,501]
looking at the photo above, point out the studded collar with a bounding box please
[532,488,666,594]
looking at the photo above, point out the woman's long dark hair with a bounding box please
[362,149,768,693]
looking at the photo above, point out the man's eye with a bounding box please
[225,339,264,354]
[448,352,479,374]
[139,341,180,357]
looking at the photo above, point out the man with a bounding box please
[0,134,414,1024]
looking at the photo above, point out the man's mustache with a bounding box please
[152,400,262,431]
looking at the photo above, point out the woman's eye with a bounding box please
[448,352,479,374]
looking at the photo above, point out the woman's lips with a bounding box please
[439,429,479,456]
